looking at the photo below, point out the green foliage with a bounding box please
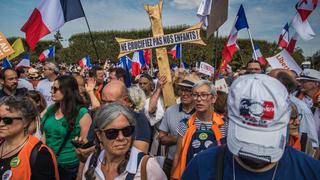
[6,25,306,68]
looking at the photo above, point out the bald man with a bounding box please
[101,80,151,153]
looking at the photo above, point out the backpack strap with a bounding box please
[141,155,151,180]
[215,144,227,180]
[29,141,43,168]
[125,152,145,180]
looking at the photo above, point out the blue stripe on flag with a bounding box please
[60,0,85,22]
[235,5,249,30]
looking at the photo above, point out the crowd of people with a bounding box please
[0,59,319,180]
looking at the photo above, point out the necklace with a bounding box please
[233,156,279,180]
[0,137,29,159]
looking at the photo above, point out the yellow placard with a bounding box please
[0,32,15,60]
[116,23,206,58]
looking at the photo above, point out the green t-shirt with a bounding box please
[42,105,88,166]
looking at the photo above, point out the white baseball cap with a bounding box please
[297,69,320,82]
[227,74,290,163]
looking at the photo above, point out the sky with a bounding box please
[0,0,319,57]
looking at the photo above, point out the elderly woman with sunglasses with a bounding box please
[0,96,59,179]
[83,102,166,180]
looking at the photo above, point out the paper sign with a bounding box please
[199,62,215,76]
[215,78,228,93]
[0,32,15,60]
[116,23,206,58]
[266,49,302,74]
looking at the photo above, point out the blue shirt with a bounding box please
[182,146,320,180]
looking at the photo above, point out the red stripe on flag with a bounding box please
[21,9,50,50]
[219,44,238,69]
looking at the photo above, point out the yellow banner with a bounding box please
[0,32,15,60]
[8,38,25,60]
[116,23,206,58]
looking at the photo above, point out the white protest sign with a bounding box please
[266,49,302,75]
[199,62,215,76]
[215,78,228,93]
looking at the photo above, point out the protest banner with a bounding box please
[0,32,15,60]
[215,78,228,94]
[116,23,205,58]
[266,49,302,74]
[199,62,215,76]
[116,0,206,107]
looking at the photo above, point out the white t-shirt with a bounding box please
[82,147,167,180]
[18,78,34,90]
[36,79,54,107]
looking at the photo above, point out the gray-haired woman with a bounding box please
[83,102,166,180]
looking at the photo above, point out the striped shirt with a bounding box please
[176,118,228,137]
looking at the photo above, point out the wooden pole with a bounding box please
[144,0,176,107]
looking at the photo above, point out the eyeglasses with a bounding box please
[0,117,23,125]
[179,88,192,94]
[102,126,135,140]
[191,93,212,100]
[51,86,59,93]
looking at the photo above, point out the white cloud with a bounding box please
[170,0,201,10]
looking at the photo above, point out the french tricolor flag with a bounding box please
[79,55,92,69]
[39,46,55,62]
[16,55,31,69]
[131,50,146,77]
[220,5,249,69]
[21,0,85,50]
[253,44,267,65]
[286,32,298,54]
[295,0,318,21]
[168,44,181,59]
[278,23,290,49]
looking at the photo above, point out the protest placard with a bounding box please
[0,32,15,60]
[266,49,302,74]
[199,62,215,76]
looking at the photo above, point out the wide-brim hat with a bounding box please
[178,75,200,88]
[296,69,320,82]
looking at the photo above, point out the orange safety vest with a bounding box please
[10,135,60,180]
[172,112,224,180]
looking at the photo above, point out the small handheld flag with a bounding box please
[16,55,31,69]
[253,44,267,65]
[2,58,12,69]
[79,55,92,69]
[131,50,146,77]
[168,44,181,59]
[278,23,290,48]
[39,46,55,62]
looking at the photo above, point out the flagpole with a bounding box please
[180,44,183,68]
[214,30,219,69]
[79,1,101,64]
[247,29,258,61]
[150,49,154,75]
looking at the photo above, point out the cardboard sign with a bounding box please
[266,49,302,74]
[0,32,15,60]
[215,78,228,93]
[199,62,215,76]
[116,23,206,58]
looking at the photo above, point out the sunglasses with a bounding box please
[0,117,23,125]
[51,86,60,93]
[102,126,135,140]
